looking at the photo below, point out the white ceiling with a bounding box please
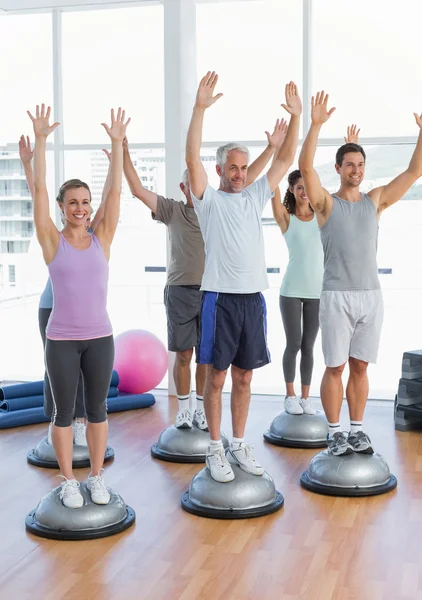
[0,0,244,11]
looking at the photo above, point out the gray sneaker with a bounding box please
[347,430,374,454]
[326,432,353,456]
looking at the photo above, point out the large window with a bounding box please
[196,0,303,142]
[62,6,164,144]
[313,0,422,138]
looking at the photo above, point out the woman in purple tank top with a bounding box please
[28,104,130,509]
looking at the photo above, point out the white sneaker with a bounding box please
[206,446,235,483]
[59,477,84,509]
[299,397,317,415]
[228,443,265,476]
[87,469,110,505]
[47,423,53,445]
[73,420,88,446]
[193,408,208,431]
[175,408,193,429]
[284,396,304,415]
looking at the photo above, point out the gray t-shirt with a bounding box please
[152,195,205,286]
[191,175,272,293]
[320,193,380,291]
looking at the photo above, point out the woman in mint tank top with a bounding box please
[19,136,112,446]
[28,104,130,509]
[272,170,324,416]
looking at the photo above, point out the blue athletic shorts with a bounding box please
[197,292,271,371]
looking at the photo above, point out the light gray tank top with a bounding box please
[320,193,380,291]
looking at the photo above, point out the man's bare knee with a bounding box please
[176,349,193,368]
[348,357,368,375]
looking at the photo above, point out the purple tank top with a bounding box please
[46,233,112,340]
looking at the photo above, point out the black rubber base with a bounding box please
[181,491,284,519]
[263,431,327,449]
[26,445,115,469]
[300,471,398,497]
[151,443,205,463]
[25,506,136,540]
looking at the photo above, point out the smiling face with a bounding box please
[216,150,249,193]
[335,151,366,188]
[60,186,91,228]
[290,177,309,208]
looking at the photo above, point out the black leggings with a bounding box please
[279,295,320,386]
[38,308,85,419]
[45,335,114,427]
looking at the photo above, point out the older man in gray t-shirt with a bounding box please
[186,72,302,483]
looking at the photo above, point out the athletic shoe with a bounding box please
[59,478,84,509]
[87,469,110,504]
[299,397,317,415]
[73,420,88,446]
[347,430,374,454]
[284,396,304,415]
[47,423,53,445]
[175,408,193,429]
[193,407,208,431]
[206,446,235,483]
[326,432,353,456]
[228,443,265,476]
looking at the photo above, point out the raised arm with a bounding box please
[27,104,60,264]
[89,148,111,231]
[186,71,223,199]
[344,123,360,144]
[122,137,157,212]
[271,186,289,233]
[266,82,302,192]
[298,91,335,215]
[370,113,422,214]
[19,135,35,198]
[94,108,131,257]
[245,119,288,186]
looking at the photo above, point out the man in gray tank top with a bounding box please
[299,91,422,456]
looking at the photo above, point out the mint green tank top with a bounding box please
[280,214,324,299]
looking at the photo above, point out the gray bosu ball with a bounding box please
[27,437,115,469]
[151,424,229,463]
[264,410,328,448]
[25,483,135,540]
[181,462,284,519]
[300,450,397,496]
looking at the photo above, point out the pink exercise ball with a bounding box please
[114,329,168,394]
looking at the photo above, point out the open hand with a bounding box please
[101,108,131,143]
[281,82,302,117]
[265,118,288,149]
[414,112,422,129]
[311,91,336,126]
[344,124,360,144]
[195,71,223,110]
[27,104,60,138]
[18,135,33,163]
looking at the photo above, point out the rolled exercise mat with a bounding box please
[0,407,49,429]
[107,387,119,399]
[106,393,155,413]
[0,381,44,400]
[0,395,44,412]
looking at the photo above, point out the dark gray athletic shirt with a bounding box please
[319,193,380,291]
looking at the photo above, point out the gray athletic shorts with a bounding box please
[319,290,384,367]
[164,284,203,353]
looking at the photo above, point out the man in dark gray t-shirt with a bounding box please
[299,91,422,457]
[123,140,208,431]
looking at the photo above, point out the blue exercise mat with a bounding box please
[0,370,119,401]
[107,386,119,399]
[0,381,44,400]
[0,392,155,428]
[0,395,44,412]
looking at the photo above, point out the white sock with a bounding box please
[350,421,362,433]
[209,439,223,452]
[328,422,341,438]
[196,395,204,411]
[231,437,244,449]
[177,395,190,412]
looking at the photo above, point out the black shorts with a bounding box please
[197,292,271,371]
[164,284,203,353]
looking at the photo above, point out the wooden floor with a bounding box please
[1,393,422,600]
